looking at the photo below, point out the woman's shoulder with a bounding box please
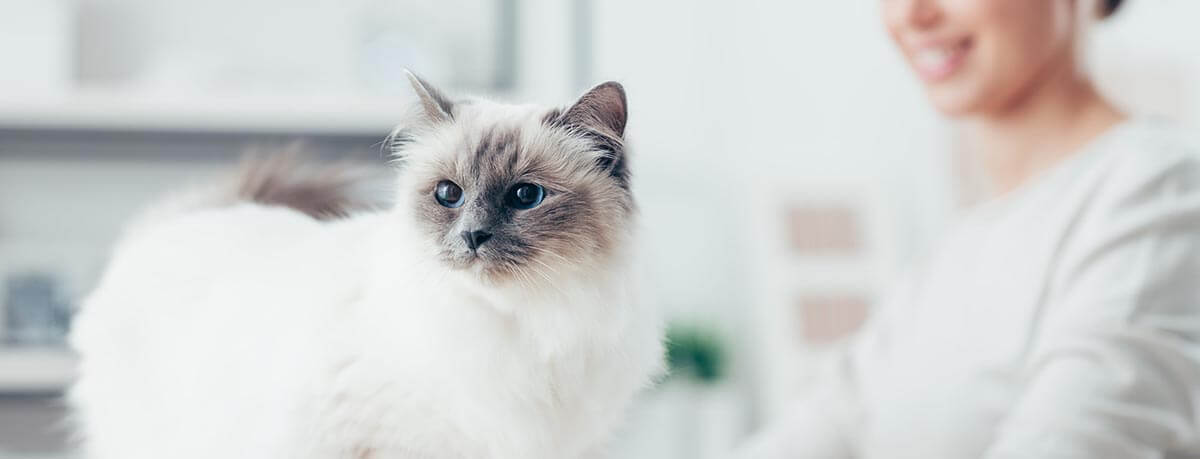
[1102,120,1200,186]
[1086,119,1200,209]
[1046,121,1200,309]
[1047,120,1200,267]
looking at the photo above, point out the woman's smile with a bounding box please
[909,37,973,82]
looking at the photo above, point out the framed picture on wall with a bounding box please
[744,177,897,422]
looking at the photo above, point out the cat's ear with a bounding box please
[561,81,627,138]
[405,70,455,123]
[550,82,629,186]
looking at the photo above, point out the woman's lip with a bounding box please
[910,38,971,83]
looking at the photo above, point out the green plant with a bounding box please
[665,323,725,384]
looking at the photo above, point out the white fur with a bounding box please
[70,173,662,458]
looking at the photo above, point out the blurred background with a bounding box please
[1,0,1199,457]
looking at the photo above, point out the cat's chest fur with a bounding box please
[290,247,647,459]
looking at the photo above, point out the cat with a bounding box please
[68,73,664,459]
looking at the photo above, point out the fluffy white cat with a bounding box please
[69,74,664,459]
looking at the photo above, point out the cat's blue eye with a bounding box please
[435,180,464,208]
[507,183,544,209]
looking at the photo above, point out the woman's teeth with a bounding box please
[913,41,969,81]
[916,48,958,68]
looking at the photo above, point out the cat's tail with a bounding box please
[229,151,393,220]
[130,149,393,232]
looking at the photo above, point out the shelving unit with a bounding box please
[0,91,408,395]
[0,349,76,393]
[0,90,415,136]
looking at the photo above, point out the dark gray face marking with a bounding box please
[409,122,631,284]
[468,128,522,179]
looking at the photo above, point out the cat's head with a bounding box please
[389,73,634,285]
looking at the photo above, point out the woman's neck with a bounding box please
[965,63,1125,195]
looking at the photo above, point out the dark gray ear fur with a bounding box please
[547,81,630,186]
[562,81,627,138]
[405,70,455,124]
[389,71,456,165]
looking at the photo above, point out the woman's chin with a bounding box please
[924,85,988,118]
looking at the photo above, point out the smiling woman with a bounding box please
[880,0,1128,194]
[880,0,1103,117]
[740,0,1200,458]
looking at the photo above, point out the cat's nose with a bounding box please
[461,230,493,251]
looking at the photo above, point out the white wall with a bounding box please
[592,0,956,318]
[1090,0,1200,130]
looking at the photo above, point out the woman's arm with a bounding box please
[985,173,1200,458]
[736,277,910,459]
[735,350,864,458]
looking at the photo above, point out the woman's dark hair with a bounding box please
[1102,0,1125,18]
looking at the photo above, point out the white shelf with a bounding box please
[0,349,76,392]
[0,90,415,136]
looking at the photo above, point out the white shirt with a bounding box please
[744,121,1200,459]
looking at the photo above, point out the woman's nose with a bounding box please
[886,0,943,30]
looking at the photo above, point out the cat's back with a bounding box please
[78,201,360,327]
[71,201,381,459]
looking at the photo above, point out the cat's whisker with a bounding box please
[527,257,564,284]
[507,264,537,290]
[534,249,573,268]
[520,262,570,299]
